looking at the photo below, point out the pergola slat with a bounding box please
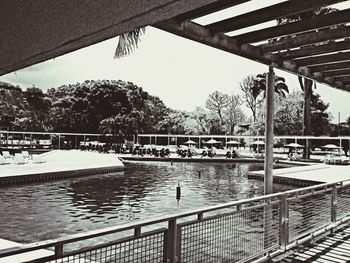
[334,76,350,82]
[259,26,350,53]
[279,40,350,60]
[294,51,350,66]
[309,61,350,72]
[205,0,343,34]
[234,9,350,44]
[174,0,250,21]
[323,68,350,77]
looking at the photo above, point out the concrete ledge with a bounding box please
[0,166,124,186]
[120,156,265,163]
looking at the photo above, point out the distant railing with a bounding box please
[1,179,350,263]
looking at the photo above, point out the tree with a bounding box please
[240,73,288,122]
[192,107,211,134]
[311,93,331,136]
[274,91,304,135]
[223,94,245,135]
[205,91,230,134]
[114,28,146,58]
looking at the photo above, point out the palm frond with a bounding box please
[114,27,146,59]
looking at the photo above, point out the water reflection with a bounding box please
[0,162,293,243]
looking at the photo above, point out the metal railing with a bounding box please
[1,179,350,263]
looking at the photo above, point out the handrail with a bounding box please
[1,177,350,258]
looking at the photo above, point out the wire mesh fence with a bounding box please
[288,189,332,241]
[44,229,166,263]
[178,202,280,263]
[337,183,350,220]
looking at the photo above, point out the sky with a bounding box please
[1,1,349,123]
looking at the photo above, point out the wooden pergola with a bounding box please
[1,0,350,196]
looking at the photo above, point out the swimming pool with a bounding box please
[0,161,294,243]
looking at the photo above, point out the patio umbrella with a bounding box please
[205,139,220,144]
[226,140,240,145]
[322,144,342,149]
[284,143,304,148]
[251,140,265,145]
[184,140,197,145]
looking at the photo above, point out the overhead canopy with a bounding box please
[1,0,350,92]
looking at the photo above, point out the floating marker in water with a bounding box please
[198,171,201,178]
[176,182,181,201]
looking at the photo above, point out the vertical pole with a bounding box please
[279,194,289,250]
[264,66,275,196]
[264,66,274,252]
[168,136,170,146]
[331,185,337,223]
[167,219,178,263]
[58,134,61,149]
[303,78,312,159]
[84,134,86,145]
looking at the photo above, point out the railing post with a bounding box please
[331,185,337,223]
[167,219,179,263]
[134,226,141,237]
[279,195,289,250]
[55,244,63,258]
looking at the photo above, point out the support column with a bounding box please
[303,78,312,159]
[264,66,275,196]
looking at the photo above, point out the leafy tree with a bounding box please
[240,73,288,122]
[274,91,304,135]
[205,91,230,134]
[223,94,245,135]
[311,93,331,136]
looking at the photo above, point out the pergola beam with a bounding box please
[205,0,343,34]
[259,26,350,53]
[309,61,350,72]
[174,0,251,21]
[279,40,350,60]
[234,9,350,44]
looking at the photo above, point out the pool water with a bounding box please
[0,162,294,243]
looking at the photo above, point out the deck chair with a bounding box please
[2,151,11,159]
[14,153,26,164]
[0,155,10,165]
[32,155,46,164]
[22,151,31,159]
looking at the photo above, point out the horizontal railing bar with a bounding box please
[3,130,350,140]
[1,179,350,258]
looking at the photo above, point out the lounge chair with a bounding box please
[14,153,26,164]
[0,155,10,165]
[32,155,46,164]
[22,151,31,159]
[2,151,11,159]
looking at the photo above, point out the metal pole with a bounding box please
[303,78,312,159]
[264,66,275,252]
[264,66,275,195]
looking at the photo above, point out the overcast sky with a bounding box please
[1,2,349,123]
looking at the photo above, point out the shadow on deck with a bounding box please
[272,224,350,263]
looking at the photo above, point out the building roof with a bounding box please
[1,0,350,92]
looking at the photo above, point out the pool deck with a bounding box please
[248,162,350,185]
[0,150,124,185]
[0,239,53,263]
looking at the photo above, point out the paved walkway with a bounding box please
[248,163,350,184]
[0,150,124,177]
